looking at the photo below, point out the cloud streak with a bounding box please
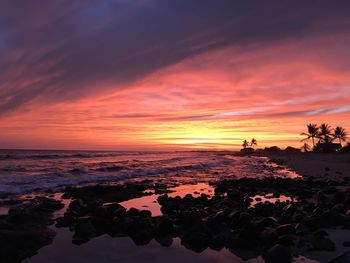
[1,0,350,114]
[1,0,350,149]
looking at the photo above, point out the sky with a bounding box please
[1,0,350,150]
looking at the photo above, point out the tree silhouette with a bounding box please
[251,138,257,149]
[318,123,333,143]
[242,140,249,149]
[300,123,319,148]
[333,126,347,146]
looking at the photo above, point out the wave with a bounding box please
[95,165,124,172]
[0,157,235,196]
[0,166,27,172]
[0,151,167,160]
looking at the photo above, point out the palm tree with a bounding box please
[251,138,257,149]
[300,123,319,148]
[242,140,249,149]
[301,143,311,152]
[333,126,347,146]
[318,123,333,143]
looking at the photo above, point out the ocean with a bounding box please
[0,150,238,196]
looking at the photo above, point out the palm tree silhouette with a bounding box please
[251,138,257,149]
[333,126,347,146]
[242,140,249,149]
[301,123,319,148]
[318,123,333,143]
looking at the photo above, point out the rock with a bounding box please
[320,210,348,226]
[200,194,209,200]
[276,224,296,236]
[103,203,125,213]
[130,229,153,245]
[311,234,335,251]
[213,210,226,223]
[154,216,174,237]
[56,215,75,228]
[316,191,329,203]
[68,199,88,216]
[260,228,278,245]
[139,210,152,218]
[35,197,64,211]
[73,220,96,245]
[295,223,310,235]
[0,228,55,262]
[334,192,347,203]
[94,206,110,218]
[127,208,140,217]
[86,199,103,210]
[237,212,252,225]
[329,251,350,263]
[313,230,328,237]
[228,210,239,221]
[278,235,296,246]
[273,192,280,198]
[265,244,292,263]
[113,207,127,217]
[155,236,173,247]
[180,230,210,253]
[126,217,154,236]
[65,183,150,204]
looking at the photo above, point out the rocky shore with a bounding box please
[1,155,350,263]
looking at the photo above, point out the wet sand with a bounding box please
[266,152,350,181]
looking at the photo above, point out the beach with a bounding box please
[0,150,350,263]
[266,152,350,182]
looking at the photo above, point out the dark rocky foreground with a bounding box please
[0,197,63,262]
[2,177,350,263]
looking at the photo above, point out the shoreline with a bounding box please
[1,153,350,263]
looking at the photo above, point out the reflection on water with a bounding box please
[120,183,297,216]
[120,183,214,216]
[0,206,9,215]
[250,193,295,208]
[24,228,264,263]
[265,160,301,179]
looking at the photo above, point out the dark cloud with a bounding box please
[1,0,350,114]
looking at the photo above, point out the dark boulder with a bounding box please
[276,224,296,236]
[264,244,292,263]
[0,228,55,262]
[154,216,174,237]
[56,215,75,228]
[311,234,335,251]
[72,220,96,245]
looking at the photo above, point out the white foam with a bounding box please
[0,154,235,196]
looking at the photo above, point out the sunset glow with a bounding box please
[1,1,350,150]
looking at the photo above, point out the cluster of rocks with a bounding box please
[0,197,64,263]
[62,181,154,203]
[158,177,350,262]
[53,177,350,262]
[3,176,350,262]
[56,181,174,245]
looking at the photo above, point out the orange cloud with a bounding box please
[1,33,350,150]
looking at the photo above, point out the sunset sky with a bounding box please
[1,1,350,150]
